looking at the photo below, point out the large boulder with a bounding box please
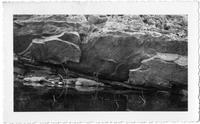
[128,53,187,88]
[19,36,81,64]
[14,15,188,86]
[66,32,150,81]
[14,20,90,53]
[66,32,187,81]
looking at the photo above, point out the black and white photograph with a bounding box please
[2,1,199,123]
[13,14,188,111]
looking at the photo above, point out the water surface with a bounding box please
[14,81,187,111]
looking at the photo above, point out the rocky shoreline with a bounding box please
[14,15,187,92]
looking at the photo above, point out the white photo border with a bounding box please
[3,1,199,122]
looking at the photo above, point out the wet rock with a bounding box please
[129,53,187,88]
[24,76,46,82]
[23,82,44,87]
[75,85,104,92]
[19,36,81,64]
[75,78,104,87]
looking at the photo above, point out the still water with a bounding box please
[14,81,187,111]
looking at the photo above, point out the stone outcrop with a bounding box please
[129,53,187,88]
[14,15,188,89]
[14,20,90,53]
[18,34,81,64]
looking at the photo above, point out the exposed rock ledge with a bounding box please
[129,53,187,88]
[14,15,188,89]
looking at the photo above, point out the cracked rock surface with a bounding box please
[14,15,187,88]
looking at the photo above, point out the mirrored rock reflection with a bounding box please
[14,82,187,111]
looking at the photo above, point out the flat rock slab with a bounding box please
[129,53,187,88]
[14,20,89,53]
[19,37,81,64]
[75,78,105,87]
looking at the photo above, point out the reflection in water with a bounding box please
[14,82,187,111]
